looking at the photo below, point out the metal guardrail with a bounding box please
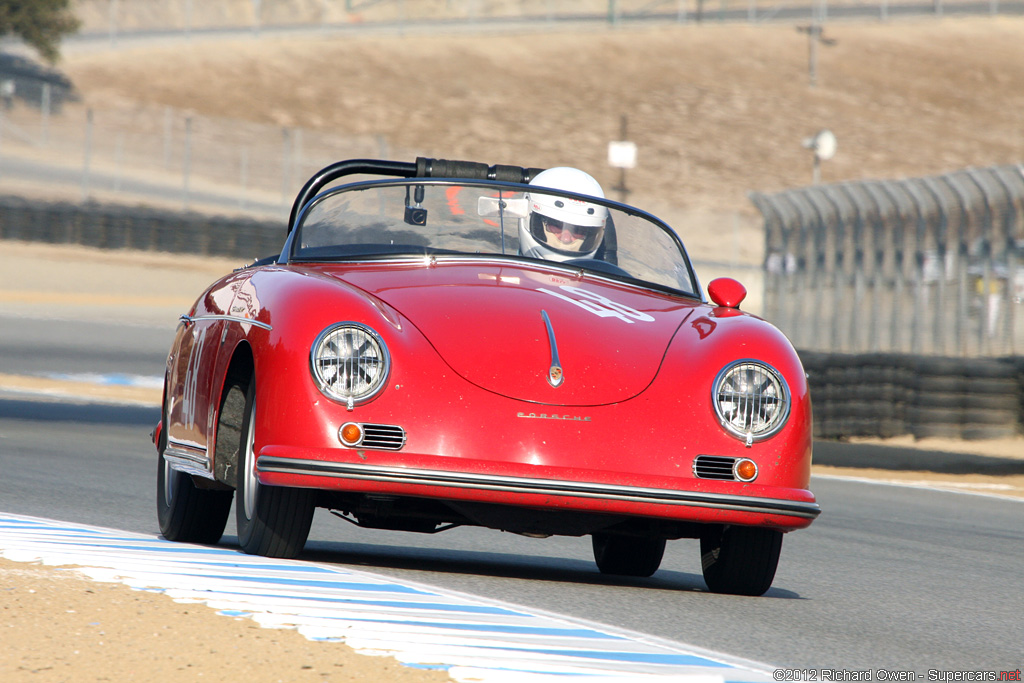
[751,165,1024,358]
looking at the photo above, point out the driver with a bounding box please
[519,167,607,262]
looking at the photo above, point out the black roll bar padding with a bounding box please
[287,157,545,234]
[414,157,545,184]
[415,157,488,180]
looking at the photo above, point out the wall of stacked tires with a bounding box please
[0,194,282,260]
[801,352,1024,441]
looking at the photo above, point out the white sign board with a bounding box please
[607,141,637,169]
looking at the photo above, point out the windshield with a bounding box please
[290,179,699,296]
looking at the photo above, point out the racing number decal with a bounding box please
[181,326,208,430]
[539,285,654,324]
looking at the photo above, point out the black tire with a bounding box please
[592,533,665,578]
[962,393,1020,411]
[700,525,782,596]
[915,357,965,376]
[915,375,963,394]
[963,377,1019,395]
[236,380,315,558]
[156,426,233,544]
[961,425,1019,441]
[906,406,962,426]
[962,408,1018,426]
[914,392,964,409]
[911,422,962,439]
[963,358,1015,379]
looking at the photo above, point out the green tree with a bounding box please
[0,0,80,63]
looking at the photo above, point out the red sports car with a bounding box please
[155,157,819,596]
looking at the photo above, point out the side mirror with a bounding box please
[707,277,747,309]
[478,196,529,218]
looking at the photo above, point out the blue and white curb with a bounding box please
[45,372,164,390]
[0,513,775,682]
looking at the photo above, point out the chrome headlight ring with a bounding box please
[712,360,791,446]
[310,322,390,408]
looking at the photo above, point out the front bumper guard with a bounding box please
[256,456,821,521]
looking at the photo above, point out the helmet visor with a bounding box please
[531,213,605,255]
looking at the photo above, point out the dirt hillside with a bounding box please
[60,17,1024,219]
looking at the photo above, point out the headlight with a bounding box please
[311,323,390,407]
[712,360,790,445]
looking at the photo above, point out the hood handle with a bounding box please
[541,310,564,388]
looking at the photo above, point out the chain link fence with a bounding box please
[0,93,415,219]
[750,165,1024,358]
[67,0,1024,40]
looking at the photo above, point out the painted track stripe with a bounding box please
[0,513,775,682]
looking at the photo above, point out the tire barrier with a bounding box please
[801,352,1024,441]
[0,195,282,260]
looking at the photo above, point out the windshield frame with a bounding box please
[281,177,703,300]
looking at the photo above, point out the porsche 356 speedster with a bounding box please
[155,157,819,596]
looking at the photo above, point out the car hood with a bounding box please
[332,262,697,406]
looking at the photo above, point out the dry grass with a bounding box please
[60,17,1024,219]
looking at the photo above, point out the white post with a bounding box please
[163,106,173,169]
[183,116,193,211]
[252,0,262,36]
[293,128,304,190]
[239,147,249,212]
[40,83,51,146]
[108,0,119,47]
[82,109,94,201]
[281,127,291,209]
[115,131,124,192]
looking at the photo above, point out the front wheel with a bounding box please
[700,525,782,596]
[235,380,314,558]
[592,533,666,578]
[156,431,232,544]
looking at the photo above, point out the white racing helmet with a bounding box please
[520,167,608,262]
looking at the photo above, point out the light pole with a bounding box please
[796,0,836,88]
[802,129,836,184]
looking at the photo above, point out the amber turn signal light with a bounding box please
[735,458,758,482]
[339,422,363,447]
